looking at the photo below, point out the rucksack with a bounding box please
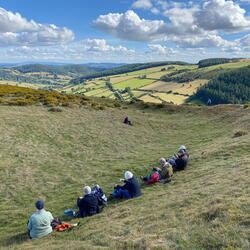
[51,218,62,229]
[92,187,107,207]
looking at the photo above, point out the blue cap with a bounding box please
[35,200,44,209]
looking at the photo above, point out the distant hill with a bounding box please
[83,63,126,69]
[13,64,104,75]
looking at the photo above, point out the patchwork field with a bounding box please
[64,60,250,104]
[62,64,202,104]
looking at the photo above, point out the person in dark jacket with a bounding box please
[173,153,189,172]
[123,117,132,125]
[77,186,100,218]
[111,171,141,199]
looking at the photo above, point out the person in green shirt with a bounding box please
[27,200,54,239]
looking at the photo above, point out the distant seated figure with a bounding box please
[77,186,100,218]
[123,117,132,126]
[207,98,212,105]
[141,169,161,185]
[27,200,53,239]
[111,171,141,199]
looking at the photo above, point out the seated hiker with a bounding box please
[141,169,161,185]
[123,117,132,126]
[27,200,54,239]
[141,158,173,184]
[173,151,189,172]
[168,145,189,166]
[157,158,173,182]
[110,171,141,199]
[77,186,100,218]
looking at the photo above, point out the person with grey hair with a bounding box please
[77,186,100,218]
[27,200,54,239]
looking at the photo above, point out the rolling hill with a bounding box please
[62,58,250,105]
[1,58,250,105]
[0,64,105,90]
[0,93,249,249]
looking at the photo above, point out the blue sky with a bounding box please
[1,0,250,63]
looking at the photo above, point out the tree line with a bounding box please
[189,66,250,104]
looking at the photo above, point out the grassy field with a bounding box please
[0,102,249,249]
[65,64,200,104]
[65,61,248,104]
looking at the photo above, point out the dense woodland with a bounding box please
[197,58,240,68]
[70,61,190,84]
[190,66,250,104]
[160,67,230,83]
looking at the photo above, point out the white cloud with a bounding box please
[0,7,74,47]
[84,39,135,53]
[0,8,38,32]
[155,0,169,10]
[170,34,233,48]
[0,39,135,63]
[194,0,250,32]
[132,0,153,9]
[93,10,167,42]
[151,7,160,15]
[148,44,177,54]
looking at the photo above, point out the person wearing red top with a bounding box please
[141,171,160,185]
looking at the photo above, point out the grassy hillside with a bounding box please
[0,100,249,249]
[0,64,104,90]
[63,59,250,105]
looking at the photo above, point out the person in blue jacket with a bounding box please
[110,171,141,199]
[77,186,100,217]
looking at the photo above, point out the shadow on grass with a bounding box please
[4,232,29,247]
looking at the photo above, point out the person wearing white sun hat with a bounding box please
[110,171,141,199]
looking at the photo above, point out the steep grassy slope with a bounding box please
[0,103,249,249]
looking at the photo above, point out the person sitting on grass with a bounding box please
[27,200,54,239]
[123,117,132,126]
[141,158,173,184]
[77,186,100,218]
[157,158,173,183]
[110,171,141,199]
[168,145,189,166]
[172,151,189,172]
[141,169,161,184]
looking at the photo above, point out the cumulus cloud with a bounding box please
[194,0,250,32]
[93,0,250,51]
[93,10,167,42]
[0,7,74,47]
[0,39,135,62]
[170,34,233,48]
[148,44,177,54]
[84,39,135,52]
[132,0,153,9]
